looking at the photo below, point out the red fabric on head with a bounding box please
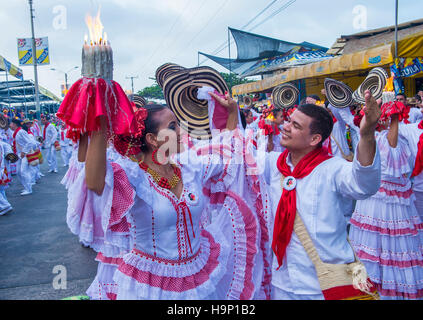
[272,147,332,269]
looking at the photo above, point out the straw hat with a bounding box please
[243,95,253,107]
[407,97,418,106]
[161,64,229,139]
[353,67,389,105]
[5,153,19,163]
[129,94,147,108]
[0,114,8,130]
[155,63,186,88]
[324,78,354,108]
[272,83,299,109]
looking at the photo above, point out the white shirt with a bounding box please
[14,128,38,154]
[399,122,423,192]
[262,147,381,295]
[43,123,58,148]
[408,107,423,124]
[328,105,352,159]
[59,128,72,146]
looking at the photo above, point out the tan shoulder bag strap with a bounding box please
[330,134,354,161]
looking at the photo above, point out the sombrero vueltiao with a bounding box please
[353,67,389,105]
[324,78,354,108]
[0,114,8,130]
[243,95,253,107]
[155,63,186,89]
[272,83,299,109]
[129,94,147,108]
[161,64,229,140]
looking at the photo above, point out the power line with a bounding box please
[199,0,296,66]
[247,0,296,32]
[201,0,280,60]
[135,0,195,76]
[171,0,230,61]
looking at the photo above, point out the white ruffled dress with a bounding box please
[349,130,423,299]
[67,130,271,300]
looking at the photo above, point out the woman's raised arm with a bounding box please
[85,116,108,195]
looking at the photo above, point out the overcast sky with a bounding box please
[0,0,420,98]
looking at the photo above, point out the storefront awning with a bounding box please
[232,31,423,95]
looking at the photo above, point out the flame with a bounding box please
[85,8,105,44]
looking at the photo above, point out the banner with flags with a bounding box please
[17,37,50,66]
[0,55,23,80]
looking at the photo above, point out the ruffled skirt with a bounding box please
[112,228,231,300]
[349,181,423,299]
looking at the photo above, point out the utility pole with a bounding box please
[28,0,41,120]
[126,75,138,98]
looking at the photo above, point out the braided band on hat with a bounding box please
[243,96,253,107]
[272,83,299,109]
[129,94,147,108]
[162,65,228,140]
[324,78,353,108]
[155,63,186,88]
[353,67,388,105]
[5,153,19,163]
[0,114,8,130]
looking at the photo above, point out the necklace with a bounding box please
[138,160,181,190]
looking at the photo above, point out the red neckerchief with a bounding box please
[61,129,65,141]
[12,127,22,154]
[411,120,423,177]
[273,147,332,269]
[43,122,50,141]
[273,124,280,136]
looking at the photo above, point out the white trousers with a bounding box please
[29,164,41,183]
[271,285,324,300]
[60,145,72,166]
[0,185,11,213]
[16,157,32,192]
[46,145,57,171]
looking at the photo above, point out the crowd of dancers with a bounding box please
[4,63,423,300]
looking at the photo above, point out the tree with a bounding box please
[219,72,254,92]
[137,83,164,100]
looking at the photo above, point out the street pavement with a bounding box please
[0,148,98,300]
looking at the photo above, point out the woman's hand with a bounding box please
[208,91,238,114]
[208,91,239,131]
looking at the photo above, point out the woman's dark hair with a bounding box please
[272,107,283,118]
[308,94,321,101]
[11,118,22,127]
[239,109,247,129]
[22,122,30,132]
[415,94,422,103]
[140,104,168,152]
[296,104,333,147]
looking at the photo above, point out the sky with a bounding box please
[0,0,421,99]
